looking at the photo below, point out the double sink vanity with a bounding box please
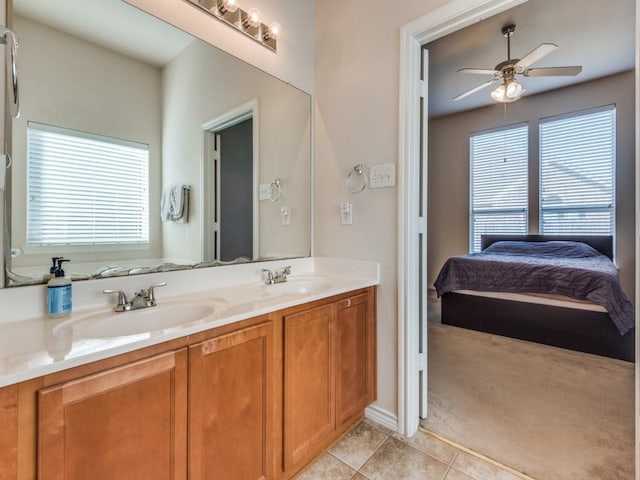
[0,257,379,480]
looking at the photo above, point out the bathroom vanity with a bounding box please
[0,259,378,480]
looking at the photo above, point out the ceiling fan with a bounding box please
[453,24,583,103]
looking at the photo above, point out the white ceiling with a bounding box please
[425,0,636,118]
[13,0,194,67]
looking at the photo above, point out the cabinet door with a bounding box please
[38,350,188,480]
[189,321,274,480]
[0,385,18,480]
[283,304,334,470]
[335,293,376,426]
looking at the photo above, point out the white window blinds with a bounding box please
[470,124,528,253]
[539,107,615,236]
[27,122,149,246]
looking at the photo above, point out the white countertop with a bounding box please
[0,257,379,387]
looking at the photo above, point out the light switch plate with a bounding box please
[340,201,352,225]
[281,206,291,225]
[370,163,396,188]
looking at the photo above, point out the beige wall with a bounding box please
[315,0,450,417]
[10,15,163,268]
[161,40,311,261]
[428,71,636,299]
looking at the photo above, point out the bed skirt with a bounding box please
[441,292,635,362]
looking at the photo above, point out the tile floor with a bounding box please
[296,419,530,480]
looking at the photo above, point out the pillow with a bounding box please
[483,240,603,258]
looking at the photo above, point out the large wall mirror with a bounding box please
[6,0,311,287]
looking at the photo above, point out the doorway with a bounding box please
[398,0,638,476]
[201,100,259,263]
[397,0,528,437]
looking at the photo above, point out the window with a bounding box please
[27,122,149,247]
[539,107,615,235]
[470,124,528,253]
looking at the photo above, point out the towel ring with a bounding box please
[269,178,282,202]
[346,164,367,194]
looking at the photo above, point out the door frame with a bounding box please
[397,0,528,438]
[201,99,260,261]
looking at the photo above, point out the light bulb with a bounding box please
[490,84,506,102]
[218,0,238,14]
[246,7,261,27]
[506,80,523,99]
[268,21,281,39]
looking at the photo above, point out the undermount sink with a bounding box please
[67,303,216,339]
[265,277,331,295]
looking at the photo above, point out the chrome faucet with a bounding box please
[262,266,291,285]
[103,282,166,312]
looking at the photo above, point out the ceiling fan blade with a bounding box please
[453,79,499,101]
[524,66,583,77]
[457,68,499,76]
[515,43,558,69]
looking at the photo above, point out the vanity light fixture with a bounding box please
[187,0,280,52]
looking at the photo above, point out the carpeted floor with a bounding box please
[422,293,635,480]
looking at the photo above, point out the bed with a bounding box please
[434,235,635,362]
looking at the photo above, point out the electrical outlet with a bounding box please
[370,163,396,188]
[259,184,271,200]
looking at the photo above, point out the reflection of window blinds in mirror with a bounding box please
[26,122,149,246]
[469,124,529,253]
[539,106,616,236]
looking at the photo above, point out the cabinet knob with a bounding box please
[343,299,352,308]
[202,340,216,355]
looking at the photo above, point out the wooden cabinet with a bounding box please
[283,290,376,475]
[335,293,376,426]
[283,304,335,470]
[0,385,18,480]
[37,350,188,480]
[189,321,275,480]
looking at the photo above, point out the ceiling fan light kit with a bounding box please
[490,80,525,103]
[453,24,583,104]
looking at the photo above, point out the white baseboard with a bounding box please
[365,403,399,432]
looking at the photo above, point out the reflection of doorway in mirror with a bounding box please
[202,100,259,263]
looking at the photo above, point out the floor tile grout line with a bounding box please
[390,429,460,468]
[441,448,461,479]
[363,418,395,437]
[330,422,393,472]
[366,434,392,459]
[451,448,460,466]
[419,427,538,480]
[355,435,395,475]
[441,465,453,480]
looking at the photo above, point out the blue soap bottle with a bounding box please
[47,258,72,317]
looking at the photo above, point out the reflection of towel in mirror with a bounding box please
[161,185,190,223]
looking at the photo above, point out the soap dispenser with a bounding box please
[47,258,72,317]
[44,256,63,282]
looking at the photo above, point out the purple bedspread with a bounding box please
[434,241,635,335]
